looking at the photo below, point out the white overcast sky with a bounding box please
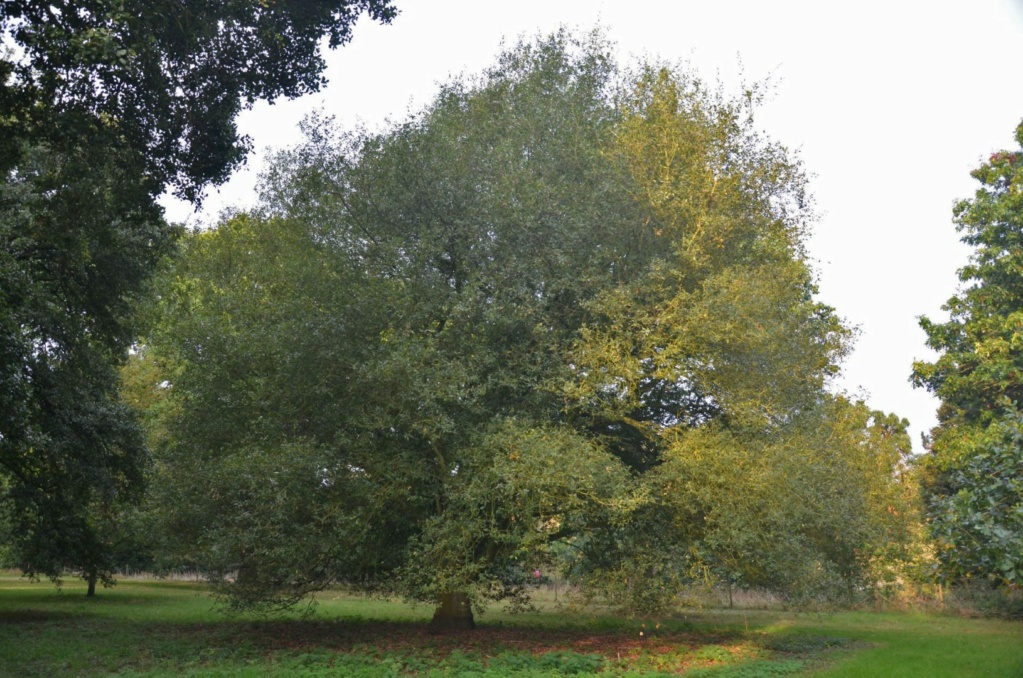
[162,0,1023,452]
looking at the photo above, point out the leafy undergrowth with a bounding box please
[0,577,1020,676]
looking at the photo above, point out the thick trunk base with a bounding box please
[236,562,256,586]
[429,592,475,632]
[86,574,97,598]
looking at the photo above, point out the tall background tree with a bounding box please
[913,121,1023,590]
[134,32,916,620]
[0,0,397,593]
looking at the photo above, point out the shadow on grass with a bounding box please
[0,581,864,677]
[128,616,853,665]
[0,618,859,678]
[0,588,206,610]
[0,609,78,624]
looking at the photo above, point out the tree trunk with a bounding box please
[428,592,475,632]
[236,562,256,586]
[86,573,97,598]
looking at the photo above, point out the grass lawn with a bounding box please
[0,575,1020,676]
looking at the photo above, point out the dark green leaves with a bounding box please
[925,407,1023,586]
[141,31,912,614]
[0,2,395,588]
[1,0,398,199]
[913,120,1023,588]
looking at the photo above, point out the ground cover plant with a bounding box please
[2,576,1021,677]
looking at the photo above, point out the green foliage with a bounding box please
[566,70,915,599]
[685,660,805,678]
[0,0,397,200]
[761,635,851,653]
[139,215,416,611]
[913,120,1023,588]
[398,422,635,609]
[942,580,1023,619]
[146,31,649,611]
[913,125,1023,423]
[565,68,828,443]
[0,2,397,588]
[0,139,170,588]
[139,31,916,615]
[696,399,918,604]
[924,407,1023,588]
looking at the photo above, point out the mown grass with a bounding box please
[0,575,1020,676]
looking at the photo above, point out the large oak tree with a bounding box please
[138,32,915,620]
[0,0,396,593]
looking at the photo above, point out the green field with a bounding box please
[0,576,1020,677]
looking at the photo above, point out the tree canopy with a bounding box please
[135,32,915,616]
[1,0,397,199]
[913,120,1023,588]
[0,1,396,591]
